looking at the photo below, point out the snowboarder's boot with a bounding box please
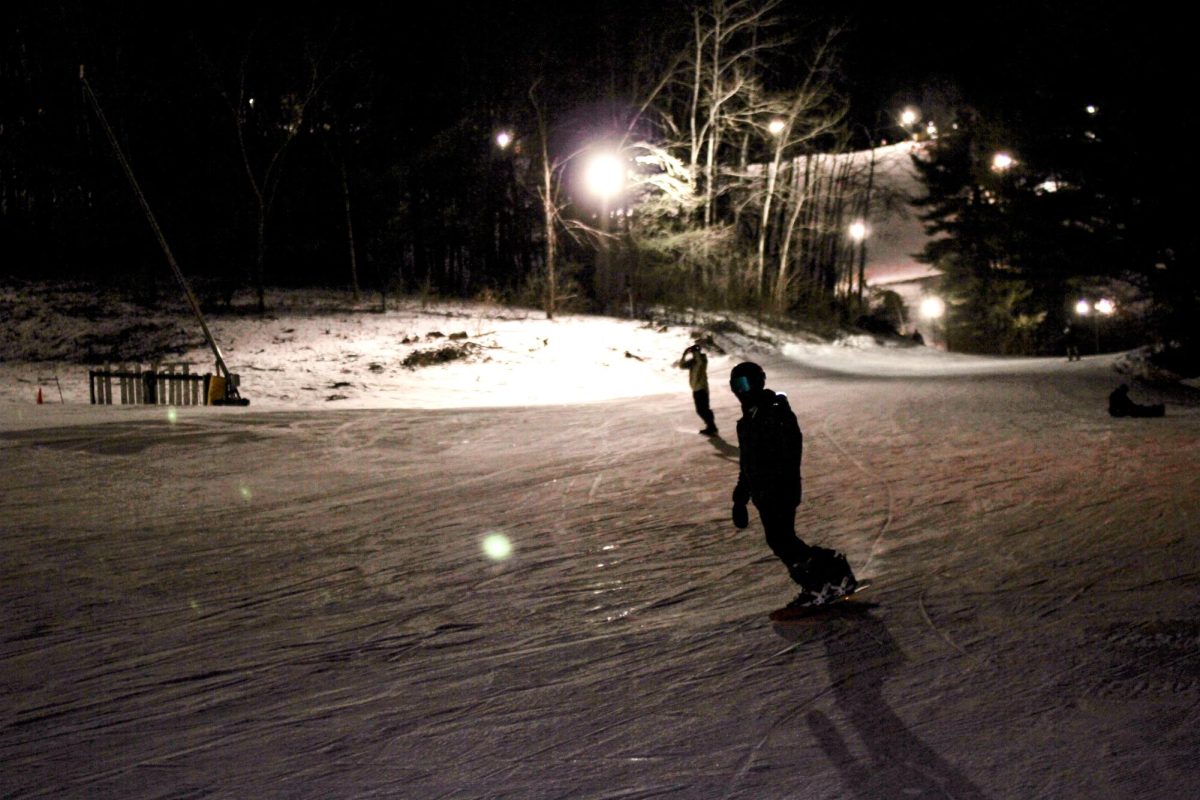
[812,571,858,606]
[788,547,857,606]
[783,589,821,609]
[700,425,719,436]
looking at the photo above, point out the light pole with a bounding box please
[1075,298,1115,353]
[920,295,945,346]
[849,220,867,304]
[582,151,626,306]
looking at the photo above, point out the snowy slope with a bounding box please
[0,285,713,413]
[3,290,1200,799]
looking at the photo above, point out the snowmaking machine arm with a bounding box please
[79,65,248,406]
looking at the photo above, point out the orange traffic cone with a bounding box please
[37,387,44,404]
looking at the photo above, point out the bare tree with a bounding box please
[528,81,561,319]
[750,29,843,300]
[680,0,784,229]
[315,54,370,304]
[207,28,341,311]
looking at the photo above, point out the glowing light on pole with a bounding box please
[495,131,513,150]
[583,151,625,297]
[848,220,867,242]
[1076,298,1114,353]
[768,118,786,136]
[992,152,1015,172]
[918,295,945,349]
[583,153,625,201]
[900,107,919,127]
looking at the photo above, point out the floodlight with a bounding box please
[583,152,624,200]
[920,296,945,319]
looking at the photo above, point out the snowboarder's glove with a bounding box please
[732,502,749,529]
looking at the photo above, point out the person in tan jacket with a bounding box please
[679,343,717,435]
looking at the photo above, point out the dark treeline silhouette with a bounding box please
[3,2,680,309]
[4,2,1194,356]
[2,2,876,318]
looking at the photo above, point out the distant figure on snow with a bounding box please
[679,343,718,435]
[728,361,858,606]
[1063,325,1081,361]
[1108,383,1165,418]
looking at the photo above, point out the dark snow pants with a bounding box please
[755,501,809,573]
[755,500,853,589]
[692,389,716,430]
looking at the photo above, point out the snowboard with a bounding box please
[768,582,873,622]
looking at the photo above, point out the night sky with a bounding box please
[15,1,1184,144]
[7,1,1190,293]
[834,0,1182,131]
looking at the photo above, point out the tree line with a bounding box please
[911,96,1195,356]
[2,3,886,320]
[4,2,1194,358]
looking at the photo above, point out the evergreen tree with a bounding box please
[910,111,1026,353]
[912,102,1132,354]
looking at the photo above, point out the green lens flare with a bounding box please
[481,533,513,561]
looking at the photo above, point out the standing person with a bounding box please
[1063,324,1081,361]
[679,343,718,435]
[728,361,857,605]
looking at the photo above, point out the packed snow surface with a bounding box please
[3,290,1199,799]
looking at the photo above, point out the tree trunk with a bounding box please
[542,156,557,320]
[338,158,360,302]
[703,6,722,230]
[857,145,876,304]
[757,143,784,297]
[254,205,266,313]
[774,159,807,311]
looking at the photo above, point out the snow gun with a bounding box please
[80,65,249,407]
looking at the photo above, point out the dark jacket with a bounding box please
[1109,385,1165,418]
[733,388,802,507]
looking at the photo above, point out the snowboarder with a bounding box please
[680,343,718,435]
[728,361,857,605]
[1108,383,1165,418]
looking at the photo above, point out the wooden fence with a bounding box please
[89,362,210,406]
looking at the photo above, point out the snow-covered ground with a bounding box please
[3,287,1199,798]
[0,285,715,414]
